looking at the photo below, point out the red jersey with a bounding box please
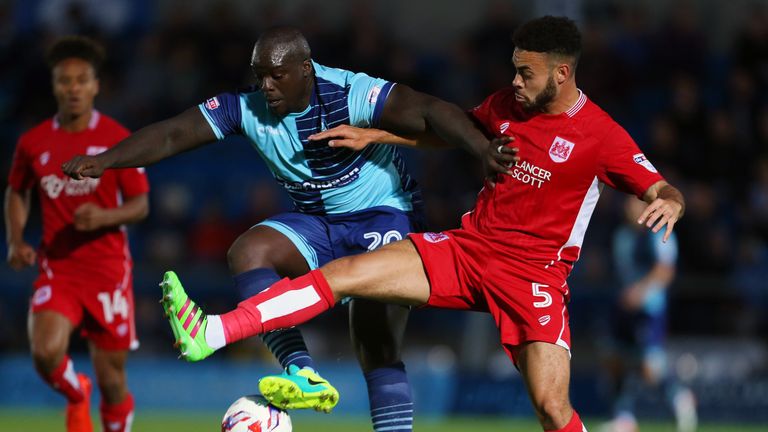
[469,88,663,284]
[8,112,149,270]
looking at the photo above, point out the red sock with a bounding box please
[220,270,335,344]
[41,355,84,403]
[548,410,586,432]
[100,392,134,432]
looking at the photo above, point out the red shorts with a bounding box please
[31,258,138,351]
[409,230,571,363]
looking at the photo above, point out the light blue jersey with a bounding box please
[613,228,677,315]
[198,61,420,215]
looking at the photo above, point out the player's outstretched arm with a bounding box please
[62,107,217,180]
[308,124,447,151]
[310,124,519,177]
[378,84,490,157]
[639,180,685,242]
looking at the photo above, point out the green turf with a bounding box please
[0,409,764,431]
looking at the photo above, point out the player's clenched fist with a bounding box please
[485,136,519,184]
[7,241,36,270]
[61,154,106,180]
[73,202,107,231]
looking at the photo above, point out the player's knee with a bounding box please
[532,395,572,427]
[227,235,271,273]
[30,339,66,373]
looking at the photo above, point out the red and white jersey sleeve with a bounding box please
[597,123,663,198]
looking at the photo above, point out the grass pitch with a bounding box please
[0,409,764,431]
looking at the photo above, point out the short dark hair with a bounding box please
[45,36,105,75]
[252,26,312,67]
[512,16,581,64]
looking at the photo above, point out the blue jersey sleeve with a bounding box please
[347,74,395,128]
[198,92,242,139]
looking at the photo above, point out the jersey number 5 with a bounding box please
[532,283,552,308]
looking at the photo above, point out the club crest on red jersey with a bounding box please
[39,151,50,166]
[499,121,510,134]
[205,97,220,110]
[549,136,574,163]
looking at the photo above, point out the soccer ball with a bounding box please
[221,395,292,432]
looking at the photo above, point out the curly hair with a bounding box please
[45,36,105,75]
[512,16,581,64]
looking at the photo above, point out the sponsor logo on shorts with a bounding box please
[33,285,52,306]
[633,152,658,173]
[538,315,551,326]
[423,232,449,243]
[39,151,50,166]
[205,97,220,110]
[549,136,574,163]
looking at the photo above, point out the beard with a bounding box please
[521,75,557,113]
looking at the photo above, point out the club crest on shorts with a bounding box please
[549,136,574,163]
[538,315,551,326]
[423,232,449,243]
[33,285,52,306]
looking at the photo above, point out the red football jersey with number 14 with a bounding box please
[8,112,149,276]
[468,88,663,284]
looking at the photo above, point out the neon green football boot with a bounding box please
[258,365,340,413]
[159,271,215,362]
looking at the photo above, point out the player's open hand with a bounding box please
[73,202,107,231]
[7,240,36,270]
[486,136,519,185]
[309,124,381,151]
[637,198,683,242]
[62,155,106,180]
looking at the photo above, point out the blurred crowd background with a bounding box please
[1,0,767,422]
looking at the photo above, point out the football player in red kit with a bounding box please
[162,16,681,432]
[5,36,148,432]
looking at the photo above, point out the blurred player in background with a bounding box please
[4,36,149,432]
[155,16,686,432]
[62,27,499,431]
[600,196,697,432]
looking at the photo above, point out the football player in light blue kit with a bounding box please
[602,197,697,432]
[62,27,496,430]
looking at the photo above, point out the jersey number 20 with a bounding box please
[364,230,403,251]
